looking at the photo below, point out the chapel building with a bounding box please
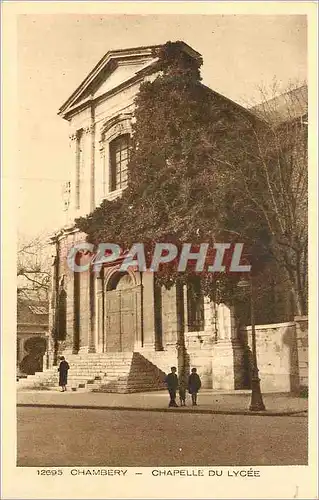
[37,42,307,394]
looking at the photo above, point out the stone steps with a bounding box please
[67,354,133,361]
[17,368,58,390]
[17,351,167,393]
[67,366,130,372]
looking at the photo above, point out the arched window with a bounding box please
[107,272,133,291]
[109,134,130,191]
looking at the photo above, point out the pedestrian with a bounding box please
[165,366,179,407]
[178,375,187,406]
[58,356,69,392]
[188,367,201,406]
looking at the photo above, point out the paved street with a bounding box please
[17,389,308,415]
[17,407,307,467]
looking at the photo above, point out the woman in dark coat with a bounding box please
[188,367,201,406]
[58,356,69,392]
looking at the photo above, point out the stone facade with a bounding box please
[50,230,247,389]
[242,318,308,393]
[46,42,308,393]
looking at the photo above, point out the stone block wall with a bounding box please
[139,349,178,376]
[141,333,215,389]
[295,316,308,390]
[50,227,309,395]
[211,341,247,390]
[242,319,308,393]
[185,332,214,388]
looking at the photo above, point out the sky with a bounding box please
[17,14,307,238]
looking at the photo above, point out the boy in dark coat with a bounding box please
[165,366,179,407]
[188,367,201,406]
[58,356,70,392]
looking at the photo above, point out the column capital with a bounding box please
[69,132,77,142]
[83,124,95,135]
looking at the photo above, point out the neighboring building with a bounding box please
[17,290,49,377]
[248,84,308,323]
[39,42,307,394]
[250,84,308,126]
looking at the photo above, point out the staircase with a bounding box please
[17,352,167,393]
[17,367,59,390]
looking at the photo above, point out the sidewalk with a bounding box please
[17,389,308,416]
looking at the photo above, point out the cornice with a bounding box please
[58,45,162,120]
[58,42,202,121]
[49,225,81,243]
[61,67,154,122]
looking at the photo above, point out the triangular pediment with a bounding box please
[93,58,158,99]
[58,42,202,120]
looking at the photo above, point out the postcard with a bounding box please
[1,1,317,499]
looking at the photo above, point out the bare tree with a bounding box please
[232,82,308,315]
[17,233,51,300]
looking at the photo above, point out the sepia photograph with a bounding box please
[1,2,318,499]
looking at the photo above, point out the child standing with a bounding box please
[165,366,179,407]
[188,368,201,406]
[178,376,187,406]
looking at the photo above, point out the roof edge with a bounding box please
[58,41,202,119]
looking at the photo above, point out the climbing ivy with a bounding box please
[76,41,270,303]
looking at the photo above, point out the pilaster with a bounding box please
[82,126,93,215]
[134,277,143,351]
[68,132,78,216]
[88,271,96,353]
[162,286,179,348]
[95,274,104,353]
[86,121,96,212]
[141,272,155,349]
[78,259,90,351]
[212,303,246,390]
[183,285,189,333]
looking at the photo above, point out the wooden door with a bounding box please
[105,290,122,352]
[120,288,136,351]
[104,287,137,352]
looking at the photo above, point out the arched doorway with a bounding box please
[104,272,140,352]
[19,336,47,375]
